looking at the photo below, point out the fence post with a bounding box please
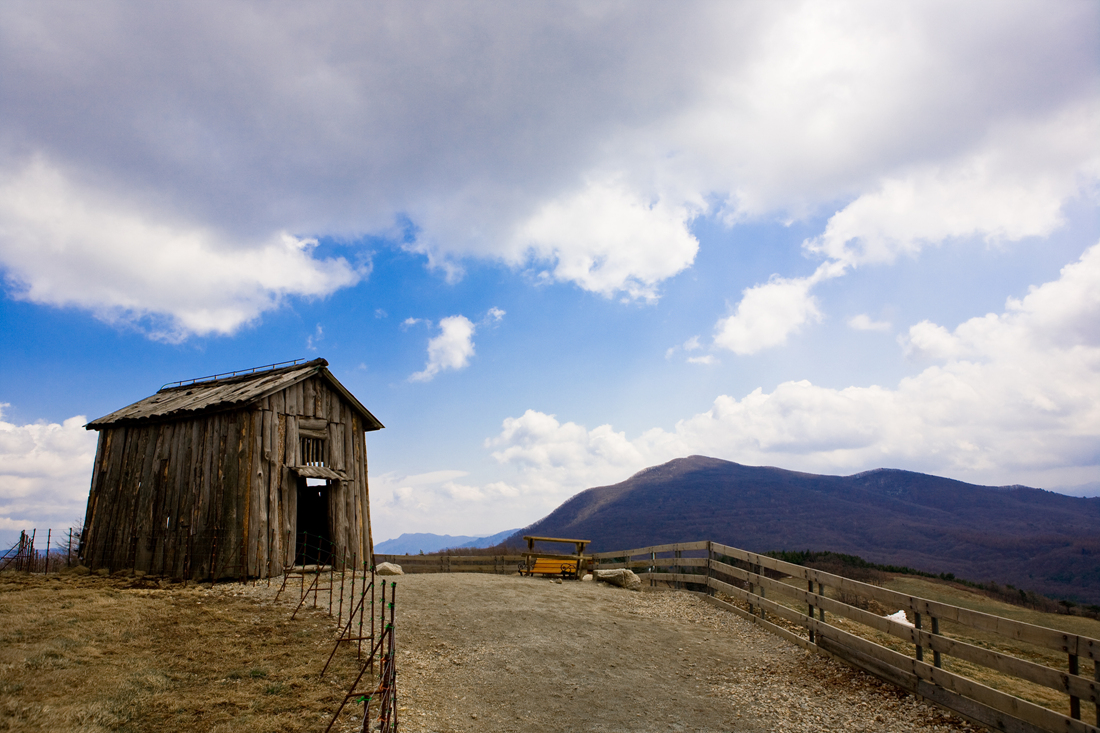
[807,579,816,643]
[931,616,942,668]
[757,563,766,621]
[915,612,924,661]
[705,542,713,596]
[1068,652,1080,720]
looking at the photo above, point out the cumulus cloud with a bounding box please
[0,3,1095,334]
[0,407,98,541]
[0,160,361,340]
[514,180,701,301]
[713,266,836,354]
[492,243,1100,492]
[409,315,477,382]
[486,409,647,496]
[370,469,522,538]
[805,102,1100,269]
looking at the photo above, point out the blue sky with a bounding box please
[1,2,1098,545]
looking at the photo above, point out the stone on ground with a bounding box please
[594,568,641,591]
[376,562,404,576]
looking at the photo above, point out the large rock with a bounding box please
[375,562,404,576]
[594,568,641,591]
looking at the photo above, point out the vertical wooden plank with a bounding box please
[107,427,139,569]
[148,420,173,572]
[268,406,279,574]
[261,408,274,576]
[248,409,264,576]
[287,415,300,466]
[358,417,373,563]
[132,425,163,572]
[161,420,190,575]
[341,410,353,561]
[277,408,290,568]
[286,380,298,417]
[207,413,227,578]
[303,377,315,418]
[226,412,245,578]
[80,430,110,564]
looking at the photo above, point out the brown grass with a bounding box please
[0,572,367,732]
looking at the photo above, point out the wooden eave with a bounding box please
[85,358,384,432]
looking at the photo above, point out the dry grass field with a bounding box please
[0,572,364,733]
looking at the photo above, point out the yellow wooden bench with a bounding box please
[520,536,590,580]
[525,557,579,578]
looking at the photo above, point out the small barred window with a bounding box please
[300,436,326,466]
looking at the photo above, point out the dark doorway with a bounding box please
[295,478,331,566]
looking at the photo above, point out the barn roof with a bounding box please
[86,358,384,431]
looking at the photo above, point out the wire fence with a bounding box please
[0,528,80,574]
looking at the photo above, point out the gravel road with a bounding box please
[324,573,980,733]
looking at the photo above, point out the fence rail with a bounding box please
[593,540,1099,733]
[372,554,525,574]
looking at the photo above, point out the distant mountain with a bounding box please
[1053,481,1100,498]
[455,528,520,549]
[374,529,519,555]
[508,456,1100,604]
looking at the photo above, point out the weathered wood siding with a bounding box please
[81,376,373,579]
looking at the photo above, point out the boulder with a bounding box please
[375,562,404,576]
[594,568,642,591]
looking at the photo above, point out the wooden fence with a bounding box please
[372,554,525,575]
[591,540,1099,733]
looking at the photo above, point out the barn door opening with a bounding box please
[295,477,332,566]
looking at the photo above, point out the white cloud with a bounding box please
[485,307,506,323]
[486,409,647,498]
[306,323,323,351]
[2,3,1093,329]
[369,469,522,539]
[713,265,837,354]
[409,315,477,382]
[848,314,891,332]
[513,180,701,301]
[491,243,1100,492]
[0,406,99,541]
[0,160,361,340]
[805,101,1100,269]
[666,335,705,360]
[687,355,717,366]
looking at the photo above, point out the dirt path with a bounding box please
[380,573,978,733]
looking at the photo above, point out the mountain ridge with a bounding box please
[507,456,1100,603]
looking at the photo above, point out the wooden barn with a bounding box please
[80,358,384,579]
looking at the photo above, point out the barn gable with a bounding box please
[80,359,383,580]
